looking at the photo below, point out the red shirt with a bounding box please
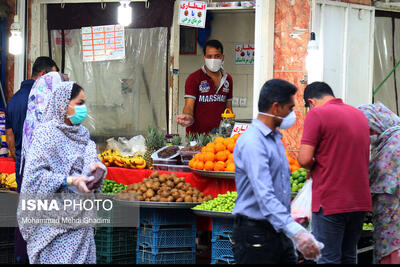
[301,98,372,216]
[185,67,233,134]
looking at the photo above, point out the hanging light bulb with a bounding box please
[9,15,23,55]
[305,32,322,84]
[118,0,132,27]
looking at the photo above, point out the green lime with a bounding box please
[301,171,307,177]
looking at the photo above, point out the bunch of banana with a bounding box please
[0,173,17,190]
[98,149,146,169]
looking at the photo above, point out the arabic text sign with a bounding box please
[179,1,207,28]
[231,122,250,136]
[235,43,254,65]
[82,25,125,62]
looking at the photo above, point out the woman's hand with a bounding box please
[68,176,93,193]
[90,163,107,177]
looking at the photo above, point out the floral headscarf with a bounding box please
[358,102,400,194]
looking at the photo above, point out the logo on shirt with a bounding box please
[222,80,230,93]
[199,80,210,93]
[198,94,227,103]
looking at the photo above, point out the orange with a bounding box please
[214,136,225,143]
[194,153,201,161]
[226,159,234,166]
[189,159,196,168]
[214,161,225,171]
[201,146,207,153]
[204,161,215,171]
[198,153,206,162]
[215,151,227,162]
[224,150,230,157]
[225,162,235,172]
[215,142,226,153]
[195,161,204,170]
[223,137,234,147]
[228,153,234,162]
[227,142,235,153]
[232,133,241,142]
[205,143,215,154]
[204,152,215,162]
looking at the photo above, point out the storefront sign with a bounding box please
[235,43,254,65]
[81,25,125,62]
[179,1,207,28]
[231,122,250,136]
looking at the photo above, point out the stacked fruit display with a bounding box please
[189,134,241,172]
[101,179,128,194]
[290,168,308,194]
[98,149,146,169]
[286,151,301,173]
[193,191,237,212]
[0,173,17,190]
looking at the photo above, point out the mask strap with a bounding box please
[259,112,284,120]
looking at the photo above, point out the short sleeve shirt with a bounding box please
[301,98,372,215]
[185,66,233,134]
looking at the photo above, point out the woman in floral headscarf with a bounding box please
[358,102,400,264]
[18,81,106,264]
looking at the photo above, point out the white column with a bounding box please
[169,0,180,133]
[13,0,26,92]
[252,0,275,118]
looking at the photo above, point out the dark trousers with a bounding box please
[232,215,297,264]
[312,208,365,264]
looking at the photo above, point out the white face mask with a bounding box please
[205,58,223,72]
[259,111,297,129]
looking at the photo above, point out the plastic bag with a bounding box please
[106,135,146,157]
[291,178,312,222]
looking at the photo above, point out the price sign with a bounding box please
[231,122,250,136]
[179,1,207,28]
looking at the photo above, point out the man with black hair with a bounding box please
[232,79,322,264]
[298,81,372,264]
[176,39,233,134]
[5,56,58,264]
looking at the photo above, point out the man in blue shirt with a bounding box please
[232,79,322,264]
[5,56,58,264]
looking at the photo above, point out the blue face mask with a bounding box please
[68,104,87,125]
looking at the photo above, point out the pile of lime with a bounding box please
[193,191,237,212]
[101,179,127,194]
[363,222,373,231]
[290,168,308,193]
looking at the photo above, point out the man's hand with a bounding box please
[68,176,93,193]
[176,114,194,127]
[293,230,324,261]
[5,129,16,160]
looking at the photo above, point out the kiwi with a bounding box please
[133,184,140,191]
[173,177,180,185]
[176,198,183,202]
[176,182,184,189]
[145,198,151,202]
[161,191,170,198]
[166,180,174,188]
[139,195,144,201]
[145,189,155,198]
[184,195,193,203]
[145,181,152,188]
[167,196,174,202]
[140,185,147,193]
[159,174,168,182]
[154,195,161,202]
[197,197,203,203]
[150,196,157,201]
[199,192,204,197]
[171,191,180,199]
[142,178,148,183]
[192,196,197,202]
[151,182,160,191]
[160,197,169,202]
[179,177,185,183]
[150,171,159,179]
[171,173,178,179]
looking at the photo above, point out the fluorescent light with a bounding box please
[305,32,322,83]
[118,0,132,27]
[9,15,22,55]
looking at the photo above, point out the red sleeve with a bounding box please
[185,72,199,99]
[227,74,233,100]
[301,109,321,147]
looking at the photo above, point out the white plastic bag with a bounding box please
[291,178,312,222]
[106,135,146,157]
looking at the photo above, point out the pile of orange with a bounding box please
[189,134,241,172]
[286,151,301,173]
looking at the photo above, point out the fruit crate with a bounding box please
[0,243,15,264]
[211,238,235,264]
[0,227,15,245]
[138,226,196,253]
[140,208,196,228]
[95,227,137,263]
[211,218,234,242]
[136,247,196,264]
[97,253,136,264]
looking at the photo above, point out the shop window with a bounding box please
[180,26,197,55]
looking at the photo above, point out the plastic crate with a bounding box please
[211,239,235,264]
[95,227,136,258]
[97,253,136,264]
[211,218,234,241]
[0,243,15,264]
[0,228,15,245]
[140,208,196,227]
[138,227,196,253]
[136,248,196,264]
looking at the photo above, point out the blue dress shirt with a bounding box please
[232,118,304,238]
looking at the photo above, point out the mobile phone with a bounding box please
[86,168,105,190]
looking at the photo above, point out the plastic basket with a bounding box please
[140,208,196,227]
[211,218,234,241]
[211,239,235,264]
[138,227,196,252]
[97,253,136,264]
[95,227,137,257]
[0,228,15,245]
[136,248,196,264]
[0,243,15,264]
